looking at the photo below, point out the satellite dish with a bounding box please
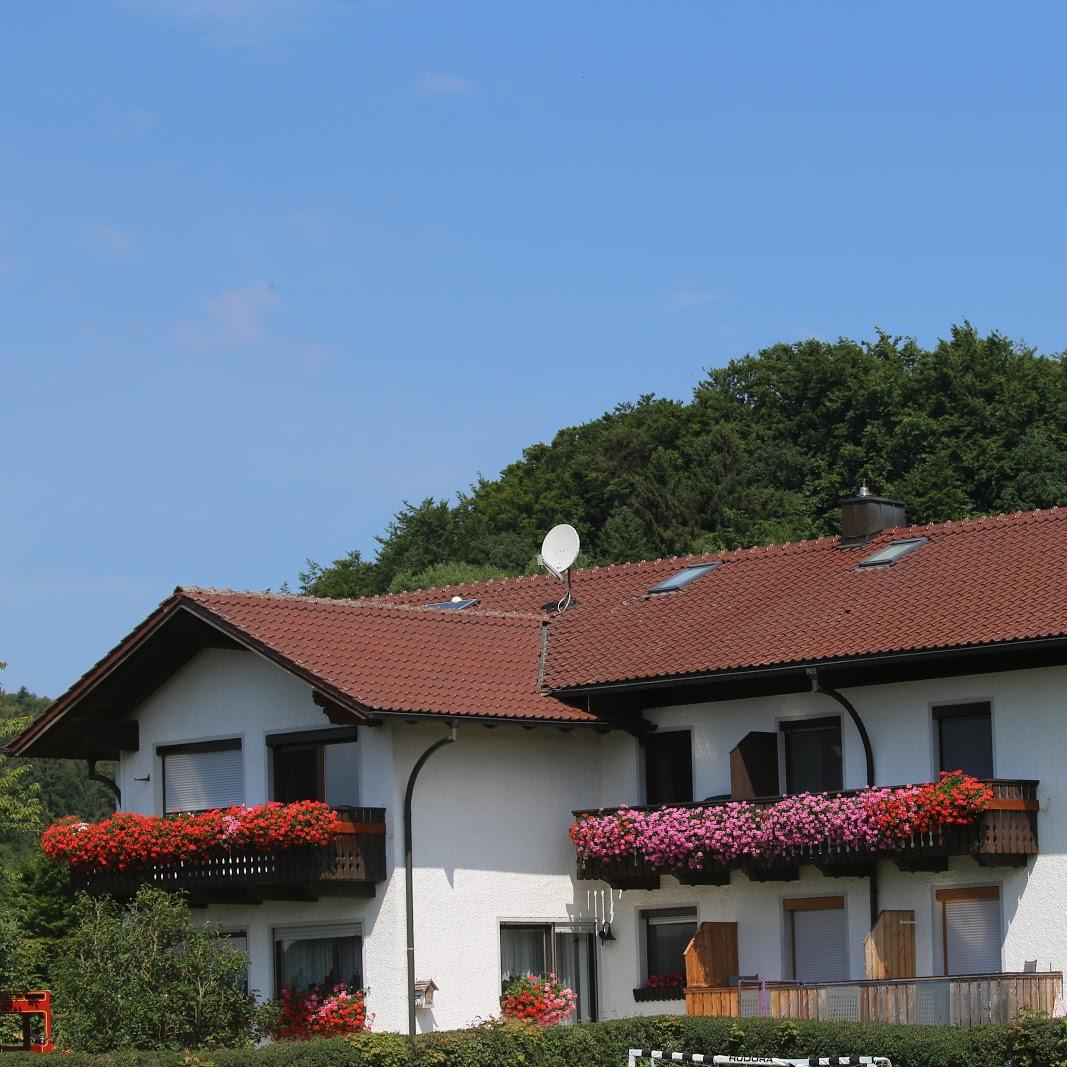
[540,524,580,580]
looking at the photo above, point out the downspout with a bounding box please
[87,759,121,806]
[404,725,457,1041]
[807,668,878,927]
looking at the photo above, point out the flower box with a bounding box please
[42,800,342,872]
[571,773,997,878]
[633,985,685,1002]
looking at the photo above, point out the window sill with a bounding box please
[633,986,685,1003]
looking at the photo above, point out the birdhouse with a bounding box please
[413,979,438,1008]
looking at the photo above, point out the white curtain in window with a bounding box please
[500,926,546,983]
[275,925,362,993]
[163,747,244,812]
[792,909,849,983]
[553,931,592,1022]
[944,899,1001,975]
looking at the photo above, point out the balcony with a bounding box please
[678,916,1060,1027]
[71,807,387,904]
[573,780,1038,890]
[683,972,1061,1026]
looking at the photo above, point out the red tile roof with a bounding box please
[11,506,1067,756]
[378,507,1067,689]
[178,589,587,721]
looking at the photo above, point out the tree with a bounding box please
[0,686,115,828]
[0,674,44,849]
[299,325,1067,594]
[51,887,255,1051]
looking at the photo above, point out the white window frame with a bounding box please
[934,885,1003,977]
[157,736,244,814]
[219,927,250,994]
[640,726,696,805]
[927,697,997,781]
[783,895,849,983]
[272,922,364,996]
[776,713,844,796]
[638,906,698,985]
[266,726,361,808]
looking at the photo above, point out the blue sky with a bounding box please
[2,1,1066,697]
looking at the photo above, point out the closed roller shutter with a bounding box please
[163,745,244,812]
[944,898,1001,975]
[792,907,849,983]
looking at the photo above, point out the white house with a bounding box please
[9,493,1067,1031]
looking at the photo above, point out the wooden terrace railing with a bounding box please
[684,971,1061,1027]
[574,780,1039,889]
[74,806,387,902]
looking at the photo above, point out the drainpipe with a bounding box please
[404,725,457,1041]
[807,668,878,927]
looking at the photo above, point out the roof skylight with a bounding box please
[647,561,721,594]
[427,597,480,610]
[857,537,927,569]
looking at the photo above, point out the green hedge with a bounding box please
[7,1014,1067,1067]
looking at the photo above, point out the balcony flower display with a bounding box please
[500,973,577,1026]
[645,972,686,989]
[41,800,340,872]
[261,984,370,1040]
[570,772,992,873]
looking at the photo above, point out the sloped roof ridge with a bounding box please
[178,586,547,623]
[878,505,1064,540]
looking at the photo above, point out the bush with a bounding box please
[49,887,256,1052]
[1,1013,1066,1066]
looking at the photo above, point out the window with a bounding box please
[785,897,849,983]
[426,597,479,609]
[160,739,243,813]
[221,930,249,994]
[275,924,362,994]
[781,717,842,794]
[268,728,359,809]
[937,887,1002,975]
[857,537,927,568]
[642,731,694,805]
[500,923,596,1022]
[934,703,993,779]
[647,562,720,594]
[641,908,697,985]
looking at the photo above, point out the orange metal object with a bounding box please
[0,991,54,1053]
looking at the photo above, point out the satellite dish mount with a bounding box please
[539,524,580,612]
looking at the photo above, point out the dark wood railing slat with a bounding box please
[75,807,387,899]
[576,780,1038,887]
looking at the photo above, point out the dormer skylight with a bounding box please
[857,537,927,569]
[427,596,480,610]
[647,561,721,594]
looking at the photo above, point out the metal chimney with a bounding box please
[839,483,906,545]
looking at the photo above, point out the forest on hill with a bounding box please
[0,686,114,850]
[300,324,1067,598]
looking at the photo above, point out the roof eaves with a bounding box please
[179,596,597,727]
[5,589,186,756]
[545,631,1067,696]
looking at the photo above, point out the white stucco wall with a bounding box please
[115,651,1067,1031]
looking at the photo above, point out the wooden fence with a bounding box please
[684,972,1061,1026]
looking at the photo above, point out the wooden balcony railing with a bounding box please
[73,807,387,903]
[575,780,1038,889]
[684,971,1061,1027]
